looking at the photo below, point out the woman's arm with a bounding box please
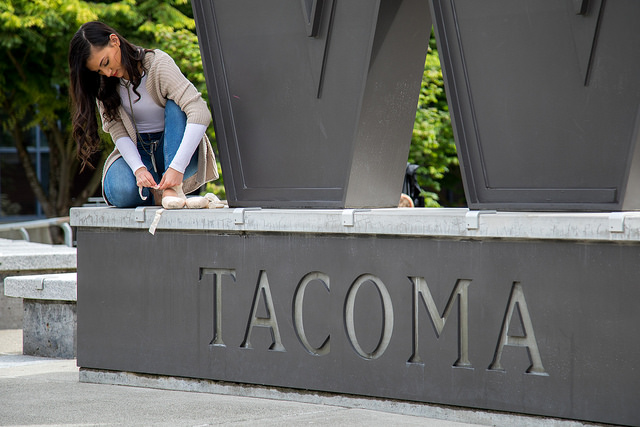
[157,123,207,190]
[114,136,144,172]
[114,136,157,188]
[151,50,212,127]
[97,100,129,142]
[168,123,207,173]
[149,50,213,190]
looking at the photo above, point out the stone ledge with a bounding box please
[0,239,76,272]
[70,206,640,242]
[4,273,77,301]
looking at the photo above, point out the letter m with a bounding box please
[409,277,472,367]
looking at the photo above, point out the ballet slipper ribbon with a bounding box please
[148,208,165,235]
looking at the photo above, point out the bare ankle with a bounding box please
[163,188,178,198]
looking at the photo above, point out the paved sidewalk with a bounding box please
[0,329,478,426]
[1,359,474,426]
[0,329,592,426]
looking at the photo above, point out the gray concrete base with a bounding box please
[23,300,76,358]
[79,369,596,427]
[4,273,78,358]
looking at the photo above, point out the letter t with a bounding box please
[199,268,237,347]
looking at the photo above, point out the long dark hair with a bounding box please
[68,21,150,170]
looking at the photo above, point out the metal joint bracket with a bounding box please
[342,209,370,227]
[466,210,497,230]
[36,278,45,291]
[135,206,149,222]
[609,212,627,233]
[234,208,262,225]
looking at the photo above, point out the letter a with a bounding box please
[489,282,547,375]
[241,271,286,352]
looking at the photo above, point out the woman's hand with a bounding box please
[134,167,158,189]
[158,167,184,190]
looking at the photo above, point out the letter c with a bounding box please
[293,272,330,356]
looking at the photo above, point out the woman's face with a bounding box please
[85,34,127,79]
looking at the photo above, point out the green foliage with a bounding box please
[409,36,459,207]
[0,0,93,217]
[0,0,76,129]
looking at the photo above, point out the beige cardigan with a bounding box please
[98,49,218,204]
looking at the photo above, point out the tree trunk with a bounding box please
[11,120,56,218]
[76,153,107,206]
[46,124,61,215]
[44,123,73,216]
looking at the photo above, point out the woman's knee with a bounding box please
[103,159,147,207]
[164,99,186,125]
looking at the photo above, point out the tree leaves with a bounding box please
[409,37,459,207]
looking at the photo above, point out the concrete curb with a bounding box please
[80,368,597,427]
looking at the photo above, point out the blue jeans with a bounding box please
[103,100,199,207]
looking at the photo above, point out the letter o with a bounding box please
[344,274,394,360]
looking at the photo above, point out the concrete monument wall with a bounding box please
[72,208,640,426]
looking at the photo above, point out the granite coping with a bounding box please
[0,239,77,272]
[69,206,640,243]
[4,273,77,301]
